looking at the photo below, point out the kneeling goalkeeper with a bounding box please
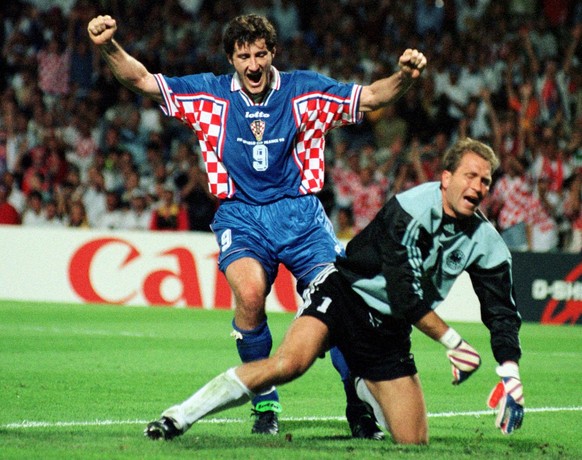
[145,138,524,444]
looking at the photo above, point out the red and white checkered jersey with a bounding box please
[527,194,557,234]
[489,175,532,230]
[351,179,389,233]
[331,162,360,207]
[154,67,362,204]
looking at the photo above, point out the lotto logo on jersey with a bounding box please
[245,111,270,118]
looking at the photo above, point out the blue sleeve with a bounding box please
[163,73,221,94]
[295,70,357,96]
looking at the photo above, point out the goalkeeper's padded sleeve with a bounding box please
[439,327,481,385]
[487,361,524,435]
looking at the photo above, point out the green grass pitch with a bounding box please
[1,300,581,459]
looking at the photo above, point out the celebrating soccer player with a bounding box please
[88,13,426,438]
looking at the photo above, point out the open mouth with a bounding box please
[247,71,262,84]
[464,195,479,206]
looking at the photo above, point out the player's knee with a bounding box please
[391,425,428,445]
[235,284,266,314]
[393,433,428,445]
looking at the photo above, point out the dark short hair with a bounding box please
[442,137,500,173]
[223,14,277,57]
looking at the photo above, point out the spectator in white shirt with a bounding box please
[43,199,64,227]
[2,171,26,214]
[441,65,470,122]
[94,189,125,230]
[21,191,47,226]
[82,165,107,226]
[120,188,152,231]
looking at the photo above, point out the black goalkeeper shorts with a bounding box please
[299,270,417,381]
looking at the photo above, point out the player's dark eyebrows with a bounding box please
[234,49,269,59]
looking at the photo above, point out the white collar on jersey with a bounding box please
[231,66,281,93]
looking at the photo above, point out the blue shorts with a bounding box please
[211,195,345,293]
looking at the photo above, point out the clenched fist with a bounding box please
[398,48,426,79]
[87,15,117,46]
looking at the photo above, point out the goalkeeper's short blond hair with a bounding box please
[442,138,500,174]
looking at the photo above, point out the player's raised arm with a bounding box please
[87,15,162,103]
[358,48,426,112]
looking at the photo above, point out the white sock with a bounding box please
[354,377,387,430]
[162,367,254,432]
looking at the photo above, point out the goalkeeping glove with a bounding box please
[487,361,524,435]
[439,327,481,385]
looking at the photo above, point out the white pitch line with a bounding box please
[0,324,158,338]
[2,406,581,429]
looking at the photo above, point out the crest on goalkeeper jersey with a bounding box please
[446,249,465,270]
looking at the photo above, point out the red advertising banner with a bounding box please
[8,226,579,326]
[67,235,300,311]
[0,226,301,312]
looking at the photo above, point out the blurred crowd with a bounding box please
[1,0,581,253]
